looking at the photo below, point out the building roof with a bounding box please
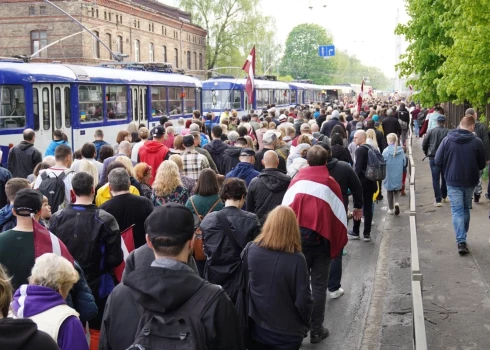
[130,0,192,22]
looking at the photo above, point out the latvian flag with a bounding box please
[242,46,256,104]
[357,79,364,113]
[282,166,348,258]
[32,217,74,264]
[114,225,135,282]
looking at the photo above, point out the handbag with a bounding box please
[190,197,221,261]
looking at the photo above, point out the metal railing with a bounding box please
[407,127,428,349]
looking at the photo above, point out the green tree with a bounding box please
[279,24,336,84]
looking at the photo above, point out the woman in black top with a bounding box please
[330,133,353,166]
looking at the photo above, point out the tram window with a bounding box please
[196,88,201,111]
[255,89,264,109]
[0,85,26,129]
[231,90,241,109]
[33,88,39,131]
[284,90,290,105]
[290,90,296,105]
[151,86,168,117]
[106,85,127,121]
[42,88,50,130]
[54,87,62,129]
[183,87,195,114]
[168,87,182,115]
[64,87,71,127]
[78,85,103,123]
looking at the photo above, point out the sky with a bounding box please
[160,0,410,78]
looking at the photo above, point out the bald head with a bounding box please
[119,140,132,157]
[354,130,367,146]
[262,150,279,169]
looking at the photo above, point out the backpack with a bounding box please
[190,198,221,261]
[398,110,410,130]
[128,283,223,350]
[361,144,386,181]
[399,119,408,131]
[38,170,73,212]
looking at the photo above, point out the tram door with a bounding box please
[32,84,72,153]
[131,86,147,126]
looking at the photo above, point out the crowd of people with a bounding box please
[0,101,414,350]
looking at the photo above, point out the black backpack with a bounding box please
[361,144,386,181]
[38,170,73,212]
[128,283,223,350]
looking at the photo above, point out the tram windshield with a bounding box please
[203,90,241,110]
[0,85,26,129]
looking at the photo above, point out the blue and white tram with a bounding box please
[0,61,202,161]
[202,77,291,118]
[288,82,324,105]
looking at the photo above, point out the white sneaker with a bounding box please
[434,202,442,207]
[330,288,345,299]
[442,197,449,203]
[387,209,394,215]
[394,203,400,215]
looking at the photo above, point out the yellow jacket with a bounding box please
[95,183,140,206]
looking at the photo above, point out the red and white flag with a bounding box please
[32,218,74,264]
[368,86,373,97]
[409,85,413,94]
[357,80,364,112]
[242,46,256,104]
[282,166,348,258]
[114,225,135,282]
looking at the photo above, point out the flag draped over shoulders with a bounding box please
[32,217,74,264]
[282,166,348,258]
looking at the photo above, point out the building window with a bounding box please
[116,14,119,23]
[134,20,137,28]
[105,33,112,51]
[31,30,47,57]
[152,23,154,32]
[117,35,123,54]
[96,9,99,18]
[104,11,107,20]
[137,21,140,29]
[174,48,179,68]
[187,51,191,70]
[194,52,197,70]
[119,15,123,23]
[108,13,112,21]
[91,7,94,17]
[163,46,167,62]
[149,43,154,62]
[93,31,100,58]
[40,5,46,15]
[199,53,203,70]
[135,40,140,62]
[149,23,151,31]
[29,5,35,15]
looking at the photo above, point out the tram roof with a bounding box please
[0,62,202,87]
[202,78,290,90]
[288,82,324,90]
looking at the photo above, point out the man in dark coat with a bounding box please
[247,150,291,224]
[8,129,42,179]
[320,110,344,137]
[204,125,228,174]
[254,130,287,172]
[381,109,401,140]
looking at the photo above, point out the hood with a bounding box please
[386,144,404,155]
[257,168,291,192]
[18,141,34,151]
[143,140,167,153]
[0,204,13,226]
[124,260,204,312]
[51,139,68,146]
[228,162,256,178]
[206,139,228,154]
[224,146,242,157]
[11,285,66,318]
[326,158,338,170]
[331,144,346,157]
[447,129,475,144]
[0,319,43,349]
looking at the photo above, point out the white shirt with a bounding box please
[131,140,147,162]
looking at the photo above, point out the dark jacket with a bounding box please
[8,141,42,178]
[248,243,312,338]
[381,116,402,138]
[99,255,243,350]
[195,146,219,173]
[254,148,287,172]
[474,121,490,160]
[354,145,377,191]
[226,162,260,187]
[331,144,353,165]
[327,158,363,209]
[422,126,449,158]
[49,204,123,298]
[222,146,242,174]
[68,261,98,323]
[0,166,11,208]
[434,129,486,187]
[396,106,410,124]
[93,140,109,160]
[0,204,15,232]
[100,193,154,249]
[320,118,344,137]
[201,206,260,301]
[204,139,228,174]
[246,168,291,224]
[316,114,327,128]
[0,318,59,350]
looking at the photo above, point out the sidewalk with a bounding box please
[412,138,490,348]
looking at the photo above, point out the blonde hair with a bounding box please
[254,206,301,253]
[127,121,139,134]
[0,264,12,317]
[244,135,255,150]
[153,160,182,197]
[78,159,99,188]
[298,134,312,145]
[268,122,276,129]
[29,253,79,299]
[168,154,184,171]
[366,129,378,148]
[387,133,399,157]
[115,156,135,177]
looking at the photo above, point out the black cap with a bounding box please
[240,148,255,157]
[13,189,43,217]
[183,134,195,147]
[151,125,165,138]
[145,203,196,244]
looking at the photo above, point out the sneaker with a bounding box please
[363,235,371,242]
[394,203,400,215]
[485,193,490,200]
[310,327,330,344]
[474,194,481,203]
[348,230,360,240]
[434,202,442,207]
[387,209,394,215]
[442,197,449,203]
[458,242,469,255]
[330,288,345,299]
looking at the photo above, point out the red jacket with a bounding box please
[138,141,169,185]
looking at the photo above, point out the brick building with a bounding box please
[0,0,207,77]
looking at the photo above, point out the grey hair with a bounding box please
[119,140,131,153]
[108,168,130,192]
[387,109,393,116]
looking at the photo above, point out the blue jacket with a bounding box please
[0,204,15,232]
[93,140,109,160]
[226,162,260,186]
[435,129,486,187]
[382,144,406,191]
[45,140,70,157]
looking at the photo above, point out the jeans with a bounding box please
[328,255,342,292]
[303,251,331,335]
[447,186,474,244]
[353,184,375,236]
[474,170,483,196]
[387,190,400,210]
[413,120,419,137]
[429,158,447,203]
[401,129,408,146]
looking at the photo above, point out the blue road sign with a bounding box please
[318,45,335,57]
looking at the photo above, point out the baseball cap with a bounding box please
[240,148,256,157]
[189,123,201,135]
[145,203,196,243]
[13,189,42,217]
[356,122,363,130]
[263,130,281,145]
[437,115,446,122]
[279,114,287,122]
[183,134,195,147]
[151,125,165,138]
